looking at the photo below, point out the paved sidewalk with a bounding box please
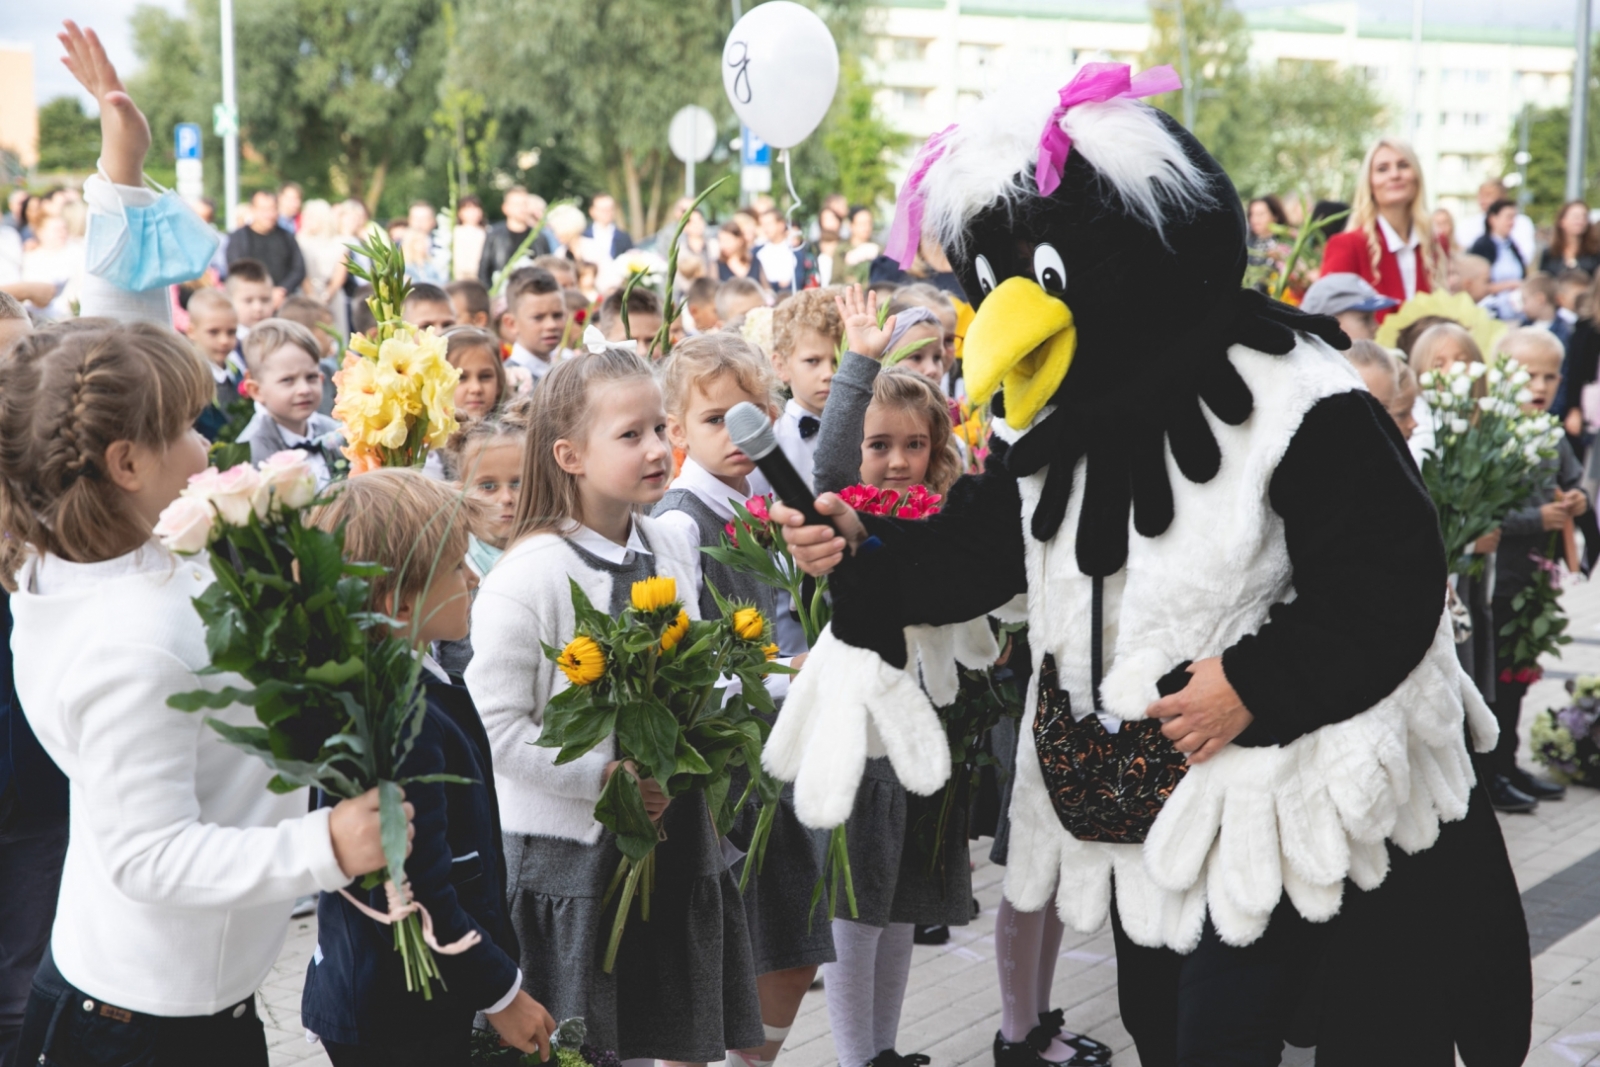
[265,574,1600,1067]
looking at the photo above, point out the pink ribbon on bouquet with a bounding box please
[885,123,958,269]
[339,880,483,955]
[1033,63,1183,197]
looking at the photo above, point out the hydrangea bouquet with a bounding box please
[1419,356,1564,571]
[154,453,473,999]
[1532,675,1600,786]
[332,231,461,473]
[537,576,789,971]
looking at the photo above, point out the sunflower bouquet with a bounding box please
[332,231,461,473]
[537,575,789,971]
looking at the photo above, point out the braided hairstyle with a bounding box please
[0,321,214,590]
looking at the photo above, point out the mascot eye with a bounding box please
[1033,244,1067,293]
[974,255,998,296]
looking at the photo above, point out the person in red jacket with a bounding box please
[1322,139,1444,321]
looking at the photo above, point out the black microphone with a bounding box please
[725,402,835,530]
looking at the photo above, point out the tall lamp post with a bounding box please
[1568,0,1591,202]
[220,0,239,227]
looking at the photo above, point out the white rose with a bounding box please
[153,495,215,554]
[1451,377,1472,397]
[1515,389,1534,405]
[184,464,263,527]
[1487,367,1504,385]
[1451,418,1470,434]
[1468,363,1487,380]
[1477,396,1496,412]
[1511,369,1531,386]
[1419,371,1435,388]
[256,451,319,515]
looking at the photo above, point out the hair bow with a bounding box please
[583,324,608,354]
[885,124,958,270]
[1035,63,1183,197]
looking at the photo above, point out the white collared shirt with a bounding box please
[563,520,653,565]
[772,397,821,492]
[278,423,333,489]
[1376,214,1421,299]
[590,223,616,264]
[506,343,553,384]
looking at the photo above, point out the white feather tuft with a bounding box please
[917,71,1213,260]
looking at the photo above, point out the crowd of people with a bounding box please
[0,18,1579,1067]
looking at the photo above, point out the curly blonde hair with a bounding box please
[772,286,844,362]
[868,368,962,495]
[658,332,781,420]
[0,321,213,589]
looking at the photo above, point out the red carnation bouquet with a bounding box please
[838,483,944,520]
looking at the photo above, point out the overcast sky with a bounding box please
[6,0,1591,110]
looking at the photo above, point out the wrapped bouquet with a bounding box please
[333,231,461,473]
[536,575,789,971]
[155,453,472,998]
[1532,676,1600,786]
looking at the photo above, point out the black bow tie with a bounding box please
[798,415,820,440]
[293,438,330,459]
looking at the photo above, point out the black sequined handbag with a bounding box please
[1031,654,1191,844]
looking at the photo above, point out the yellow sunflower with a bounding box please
[558,635,606,685]
[660,609,690,653]
[761,642,779,661]
[732,607,765,641]
[631,576,678,613]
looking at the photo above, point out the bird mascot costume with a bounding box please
[766,65,1532,1065]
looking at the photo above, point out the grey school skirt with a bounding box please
[727,767,836,974]
[503,792,764,1061]
[831,756,973,929]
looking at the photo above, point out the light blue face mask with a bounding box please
[84,173,221,292]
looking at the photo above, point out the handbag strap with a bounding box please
[1090,574,1103,712]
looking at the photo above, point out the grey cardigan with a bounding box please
[811,351,881,496]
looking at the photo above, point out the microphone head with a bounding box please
[725,402,779,460]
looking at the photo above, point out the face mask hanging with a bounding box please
[84,170,221,292]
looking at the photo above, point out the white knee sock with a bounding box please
[823,920,884,1067]
[870,923,916,1055]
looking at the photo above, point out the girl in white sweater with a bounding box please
[0,28,397,1067]
[0,291,394,1067]
[466,345,763,1065]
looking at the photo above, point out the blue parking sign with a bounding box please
[740,127,770,167]
[175,123,202,161]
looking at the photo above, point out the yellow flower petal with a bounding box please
[631,576,678,613]
[558,635,606,685]
[732,607,765,642]
[761,642,779,661]
[660,609,690,652]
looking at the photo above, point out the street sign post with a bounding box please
[175,122,203,201]
[668,105,717,198]
[740,127,771,196]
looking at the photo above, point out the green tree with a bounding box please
[35,97,102,174]
[1140,0,1258,178]
[823,60,913,209]
[1230,61,1386,202]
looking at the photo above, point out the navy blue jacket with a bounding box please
[0,594,69,829]
[301,675,520,1043]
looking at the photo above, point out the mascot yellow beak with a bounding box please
[962,276,1077,428]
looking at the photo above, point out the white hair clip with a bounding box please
[583,325,608,354]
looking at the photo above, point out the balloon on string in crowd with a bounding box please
[721,0,840,150]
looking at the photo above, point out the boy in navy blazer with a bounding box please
[301,470,554,1066]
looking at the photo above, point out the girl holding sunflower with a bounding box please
[465,345,764,1064]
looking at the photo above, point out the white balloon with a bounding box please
[721,1,840,150]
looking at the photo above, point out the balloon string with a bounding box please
[783,149,802,226]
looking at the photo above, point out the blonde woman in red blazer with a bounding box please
[1322,139,1444,321]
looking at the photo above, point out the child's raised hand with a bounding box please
[835,284,897,362]
[59,21,150,187]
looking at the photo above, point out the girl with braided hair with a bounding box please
[1,322,402,1067]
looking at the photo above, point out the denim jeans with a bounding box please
[0,796,67,1067]
[15,951,268,1067]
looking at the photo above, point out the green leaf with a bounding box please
[305,657,367,685]
[614,699,679,781]
[594,768,660,862]
[379,780,409,887]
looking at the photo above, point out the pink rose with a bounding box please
[184,464,262,526]
[153,495,215,554]
[256,451,318,514]
[744,495,772,522]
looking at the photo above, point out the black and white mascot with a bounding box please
[766,65,1532,1065]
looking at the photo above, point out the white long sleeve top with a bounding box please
[465,516,701,842]
[10,544,349,1016]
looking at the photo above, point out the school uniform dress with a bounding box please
[1321,217,1432,321]
[466,517,763,1060]
[652,461,835,975]
[10,545,350,1067]
[810,352,974,930]
[302,662,521,1066]
[237,410,343,488]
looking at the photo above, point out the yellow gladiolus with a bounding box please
[631,576,678,612]
[732,607,765,641]
[557,635,606,685]
[660,610,690,652]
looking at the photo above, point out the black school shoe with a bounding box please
[913,924,950,945]
[1033,1010,1112,1065]
[1488,774,1539,813]
[993,1031,1107,1067]
[870,1051,931,1067]
[1510,767,1566,801]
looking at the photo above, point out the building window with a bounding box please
[958,43,999,68]
[892,89,927,112]
[891,38,929,63]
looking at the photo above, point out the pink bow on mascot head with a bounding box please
[885,63,1183,269]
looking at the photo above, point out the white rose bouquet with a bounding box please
[1419,356,1565,571]
[154,452,472,999]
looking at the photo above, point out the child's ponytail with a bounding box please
[0,322,213,589]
